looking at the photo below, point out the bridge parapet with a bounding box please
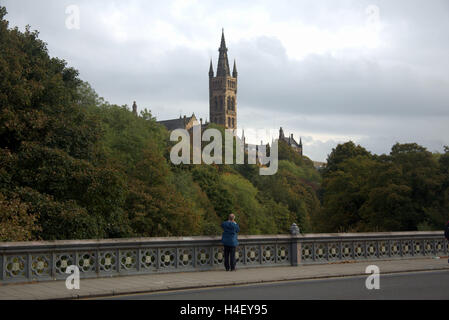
[0,228,447,284]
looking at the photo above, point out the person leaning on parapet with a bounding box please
[445,220,449,264]
[221,213,240,271]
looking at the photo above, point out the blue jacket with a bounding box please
[221,221,240,247]
[445,220,449,241]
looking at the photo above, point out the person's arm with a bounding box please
[234,223,240,233]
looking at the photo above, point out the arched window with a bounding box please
[228,117,231,127]
[214,97,218,110]
[232,118,235,128]
[227,97,231,111]
[231,97,235,111]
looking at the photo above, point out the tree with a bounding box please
[0,7,128,239]
[319,142,446,232]
[0,6,327,240]
[323,141,371,177]
[0,192,40,241]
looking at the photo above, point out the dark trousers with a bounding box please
[224,246,236,271]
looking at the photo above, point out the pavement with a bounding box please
[109,270,449,300]
[0,257,448,300]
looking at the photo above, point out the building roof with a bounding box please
[157,114,197,131]
[281,136,301,148]
[279,127,302,148]
[313,161,326,169]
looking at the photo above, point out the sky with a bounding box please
[2,0,449,161]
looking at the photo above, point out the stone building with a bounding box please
[279,127,303,156]
[209,30,237,130]
[158,113,200,132]
[312,161,326,169]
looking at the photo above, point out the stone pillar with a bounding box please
[290,223,302,266]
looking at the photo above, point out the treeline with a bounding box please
[315,142,449,232]
[0,7,320,241]
[1,7,447,241]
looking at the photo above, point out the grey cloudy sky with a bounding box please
[3,0,449,161]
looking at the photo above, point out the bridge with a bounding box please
[0,225,448,299]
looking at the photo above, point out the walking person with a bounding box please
[221,213,240,271]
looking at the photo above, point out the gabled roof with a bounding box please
[281,136,301,148]
[157,114,197,131]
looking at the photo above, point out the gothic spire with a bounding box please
[209,59,214,77]
[217,29,230,77]
[232,59,238,78]
[279,127,285,139]
[220,28,226,48]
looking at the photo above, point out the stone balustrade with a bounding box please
[0,226,447,284]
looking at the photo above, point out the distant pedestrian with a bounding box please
[445,220,449,263]
[221,213,240,271]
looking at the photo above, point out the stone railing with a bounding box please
[296,230,447,264]
[0,225,447,284]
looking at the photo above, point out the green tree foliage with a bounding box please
[251,160,320,233]
[0,191,40,241]
[221,173,275,234]
[0,7,124,240]
[278,138,313,168]
[169,169,221,235]
[323,141,372,177]
[191,165,235,220]
[0,7,213,240]
[8,6,447,240]
[318,142,449,232]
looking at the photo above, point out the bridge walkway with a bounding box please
[0,257,448,300]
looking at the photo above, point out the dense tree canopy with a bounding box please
[316,142,449,232]
[1,6,447,241]
[0,8,320,240]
